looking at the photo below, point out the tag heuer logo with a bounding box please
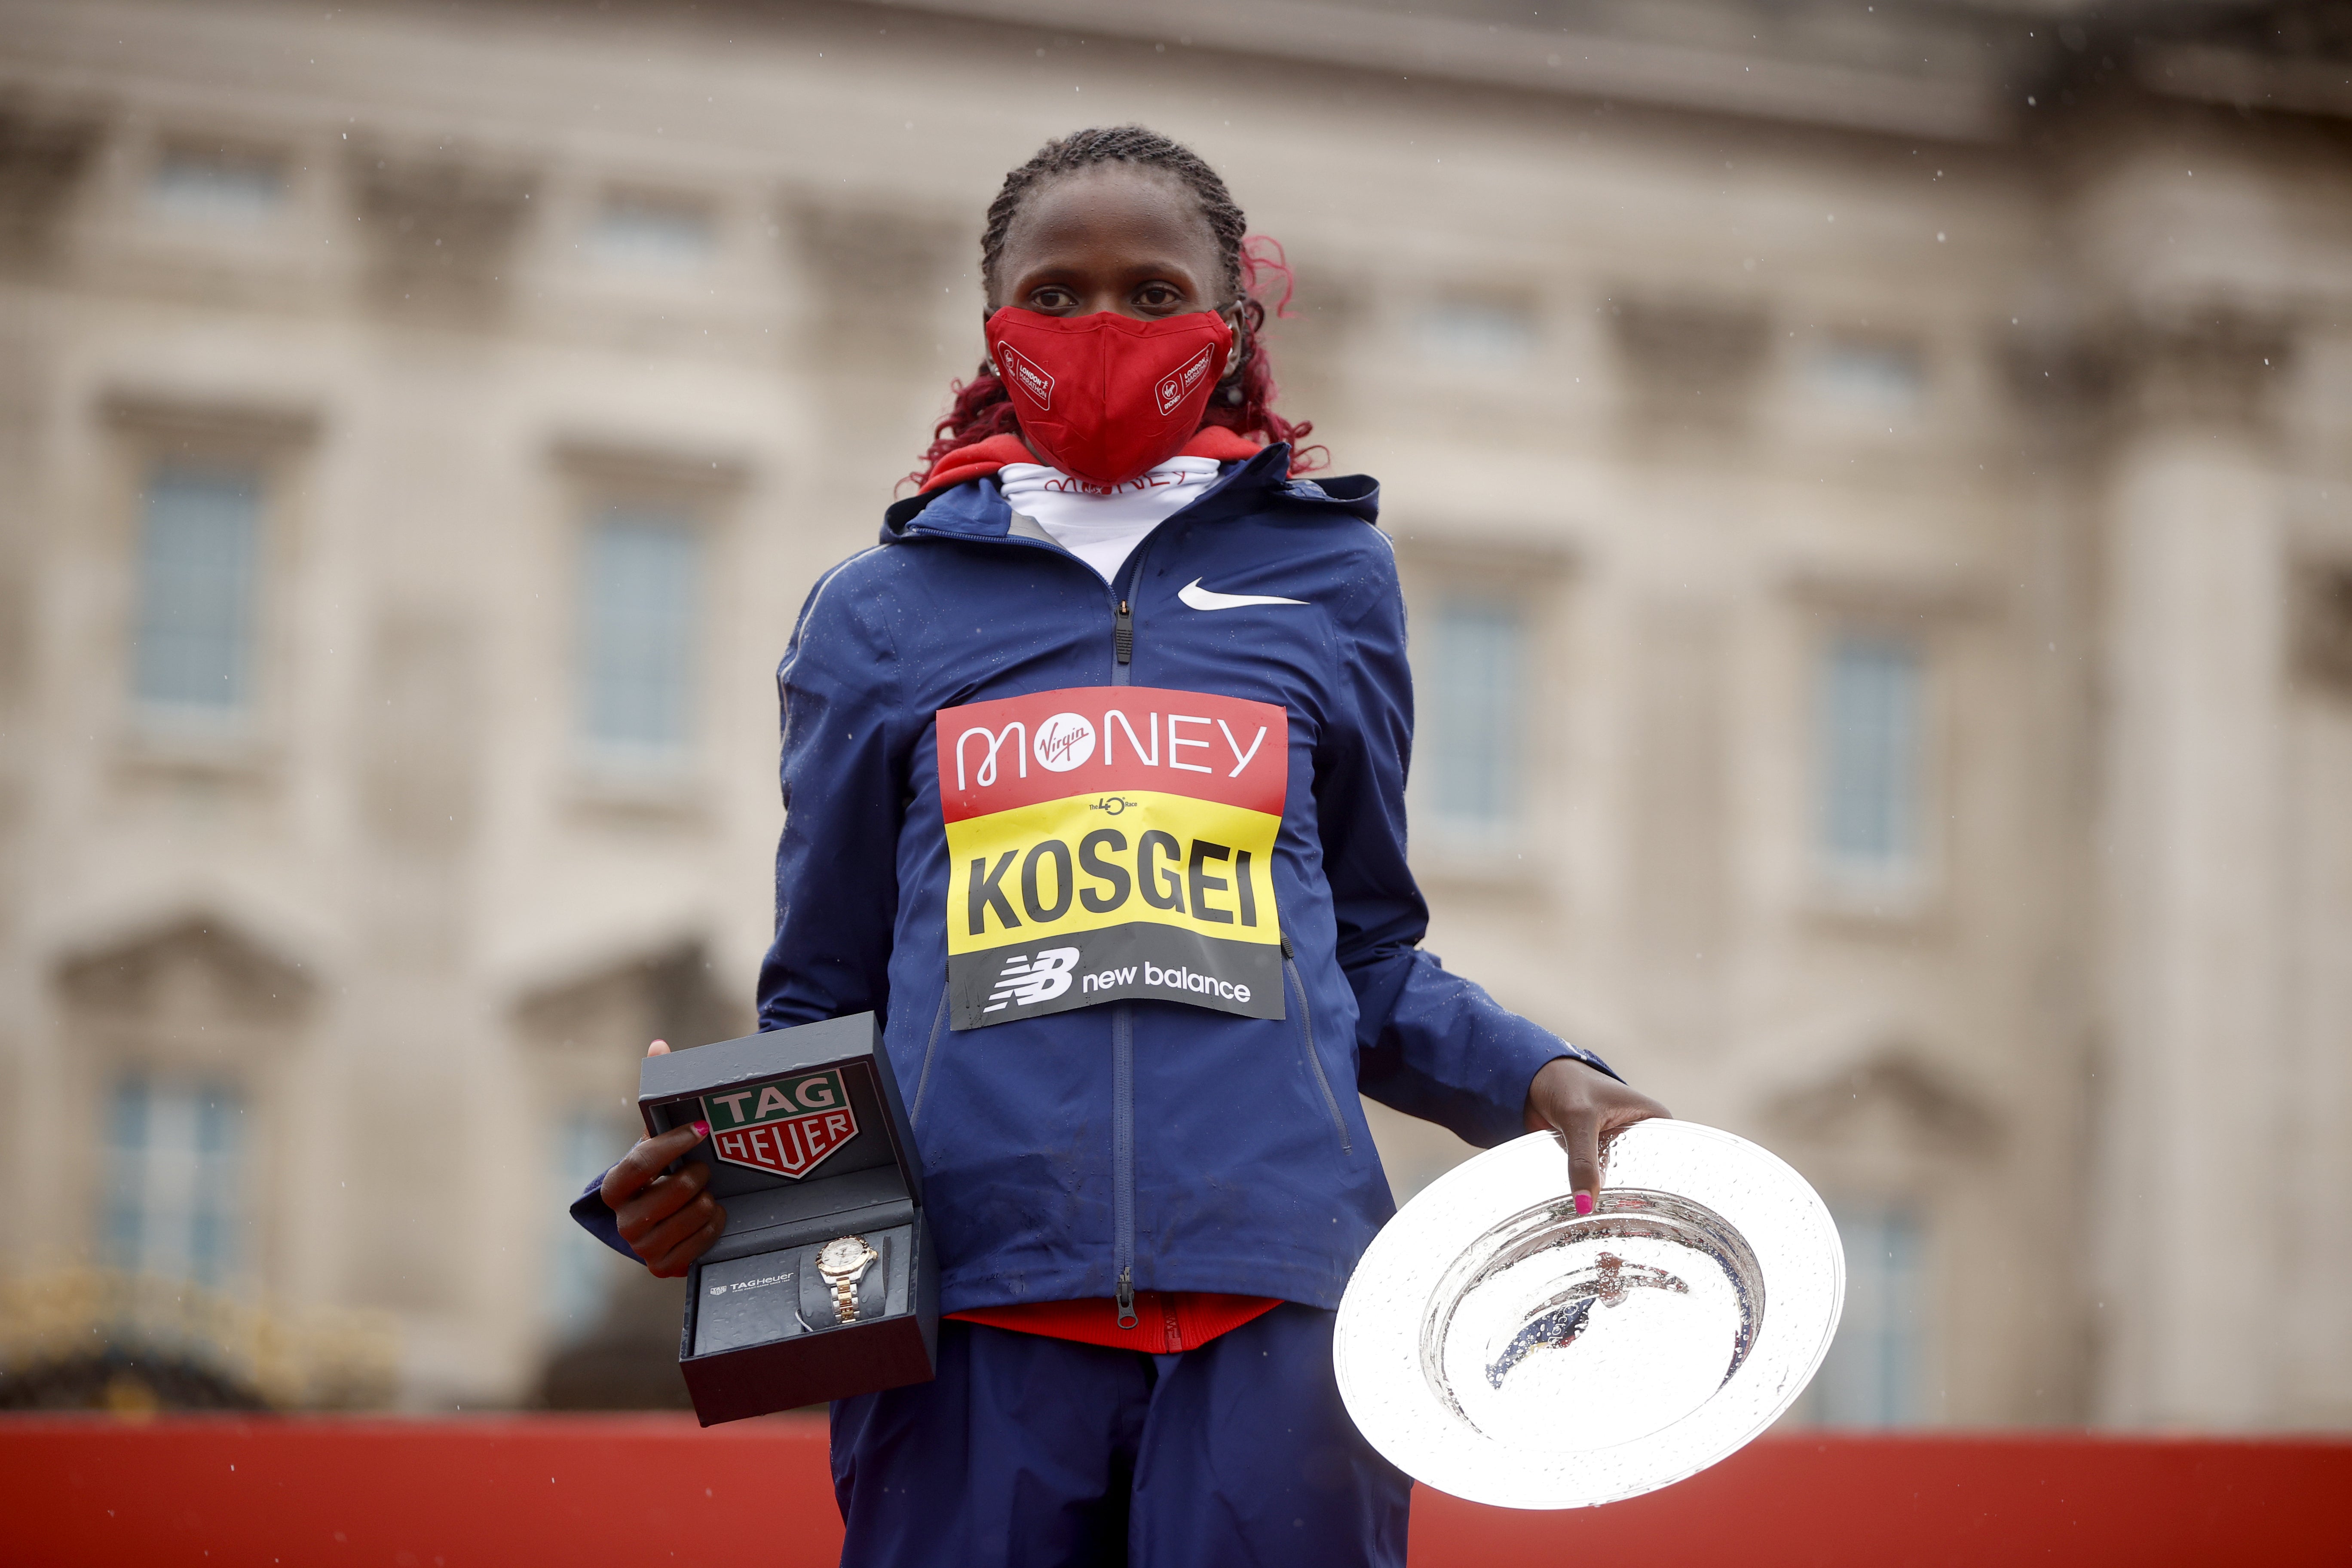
[702,1069,858,1179]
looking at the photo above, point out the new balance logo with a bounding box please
[983,946,1081,1013]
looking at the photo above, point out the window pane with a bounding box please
[1817,631,1923,875]
[150,145,285,224]
[545,1111,626,1341]
[1414,300,1537,365]
[1813,1204,1926,1426]
[579,508,701,757]
[105,1078,245,1289]
[589,193,716,271]
[1804,338,1924,412]
[133,467,260,715]
[1421,600,1525,835]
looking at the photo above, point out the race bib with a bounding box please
[938,686,1287,1029]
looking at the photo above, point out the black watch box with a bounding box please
[637,1013,937,1426]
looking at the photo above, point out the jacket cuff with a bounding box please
[1490,1025,1622,1143]
[569,1170,637,1261]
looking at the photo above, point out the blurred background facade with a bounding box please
[0,0,2346,1429]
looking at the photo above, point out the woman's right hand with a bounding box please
[598,1040,728,1277]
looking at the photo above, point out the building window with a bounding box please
[1816,631,1924,882]
[578,505,702,763]
[1802,337,1925,413]
[545,1111,625,1341]
[132,466,262,720]
[1414,298,1537,365]
[1418,599,1526,838]
[1813,1204,1926,1426]
[588,191,717,272]
[149,144,285,224]
[105,1078,245,1289]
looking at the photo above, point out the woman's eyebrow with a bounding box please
[1011,261,1202,294]
[1018,253,1197,274]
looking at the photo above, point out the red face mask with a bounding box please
[986,307,1235,488]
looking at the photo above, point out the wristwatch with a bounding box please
[815,1235,880,1323]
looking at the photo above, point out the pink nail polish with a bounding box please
[1574,1192,1595,1216]
[692,1120,710,1138]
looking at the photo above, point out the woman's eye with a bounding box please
[1136,284,1181,309]
[1029,287,1075,310]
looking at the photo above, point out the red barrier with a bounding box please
[1406,1433,2352,1568]
[3,1416,2346,1567]
[4,1414,843,1568]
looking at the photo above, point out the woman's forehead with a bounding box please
[1000,165,1217,269]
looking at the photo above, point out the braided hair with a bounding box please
[913,125,1322,482]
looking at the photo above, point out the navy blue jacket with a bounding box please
[580,446,1613,1312]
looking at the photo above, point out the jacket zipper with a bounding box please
[1283,931,1352,1154]
[1112,577,1138,1326]
[1112,1000,1139,1328]
[1110,580,1138,1326]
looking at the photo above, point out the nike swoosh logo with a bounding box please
[1178,578,1307,611]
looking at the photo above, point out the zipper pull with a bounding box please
[1114,599,1133,668]
[1279,929,1293,960]
[1116,1267,1138,1329]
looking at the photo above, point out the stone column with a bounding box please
[2093,312,2292,1427]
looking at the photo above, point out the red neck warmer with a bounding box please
[918,427,1265,497]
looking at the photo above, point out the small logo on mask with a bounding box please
[997,342,1054,410]
[983,947,1081,1013]
[1155,343,1218,416]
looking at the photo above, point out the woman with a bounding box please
[581,125,1667,1568]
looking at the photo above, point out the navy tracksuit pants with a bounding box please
[829,1302,1409,1567]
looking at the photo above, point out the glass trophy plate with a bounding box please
[1333,1120,1843,1510]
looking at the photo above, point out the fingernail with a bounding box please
[1574,1192,1595,1216]
[691,1120,710,1139]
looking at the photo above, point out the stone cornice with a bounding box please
[98,389,321,449]
[859,0,2012,142]
[550,436,753,496]
[348,141,537,322]
[2135,40,2352,121]
[0,96,102,268]
[1998,306,2296,429]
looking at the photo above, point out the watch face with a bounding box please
[818,1237,868,1272]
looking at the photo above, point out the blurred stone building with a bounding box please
[1,0,2347,1427]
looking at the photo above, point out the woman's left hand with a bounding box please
[1523,1057,1671,1215]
